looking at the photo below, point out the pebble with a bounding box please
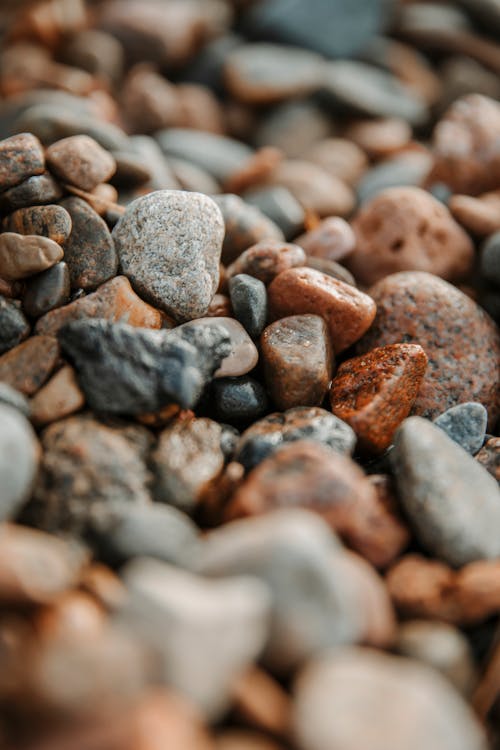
[0,335,59,396]
[177,316,258,378]
[254,99,331,159]
[29,364,85,426]
[212,376,269,424]
[224,43,324,105]
[476,438,500,483]
[214,194,285,266]
[113,190,224,322]
[305,256,357,286]
[242,186,305,240]
[295,217,356,263]
[434,402,488,455]
[356,151,433,204]
[0,296,30,354]
[480,230,500,286]
[120,557,271,719]
[0,381,30,416]
[198,509,359,673]
[152,417,225,514]
[268,267,376,353]
[0,132,44,191]
[0,403,40,521]
[226,240,306,285]
[60,197,117,290]
[35,275,163,336]
[330,344,428,454]
[0,232,63,281]
[293,647,486,750]
[228,274,267,339]
[346,117,413,159]
[46,135,116,191]
[261,315,333,410]
[235,407,356,472]
[304,138,368,186]
[0,173,63,213]
[391,416,500,566]
[269,160,355,218]
[356,272,500,424]
[348,187,474,286]
[22,262,71,318]
[3,204,72,244]
[449,191,500,237]
[58,318,231,415]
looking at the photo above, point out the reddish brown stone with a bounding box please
[475,438,500,483]
[295,217,356,263]
[356,272,500,426]
[3,204,72,245]
[0,335,59,395]
[0,133,45,191]
[268,267,376,353]
[207,294,232,317]
[348,187,474,286]
[30,365,85,426]
[46,134,116,192]
[330,343,428,454]
[35,276,162,336]
[261,315,333,410]
[449,191,500,236]
[226,240,306,285]
[345,117,412,159]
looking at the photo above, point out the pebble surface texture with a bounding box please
[356,272,500,426]
[0,132,45,190]
[434,402,488,455]
[113,190,224,322]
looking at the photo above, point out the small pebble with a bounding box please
[229,274,267,339]
[480,230,500,286]
[434,402,488,454]
[304,137,368,185]
[226,240,306,285]
[391,416,500,566]
[0,173,63,213]
[3,204,72,244]
[177,317,258,378]
[0,232,63,280]
[449,192,500,237]
[270,160,355,218]
[0,296,30,354]
[295,217,356,263]
[242,186,305,240]
[261,315,333,410]
[214,194,284,266]
[29,364,85,426]
[46,134,116,191]
[346,117,412,158]
[212,376,269,423]
[0,403,40,521]
[0,334,59,396]
[23,262,71,318]
[0,132,45,191]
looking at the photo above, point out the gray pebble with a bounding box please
[434,402,488,454]
[0,403,39,521]
[229,274,268,339]
[243,186,305,240]
[0,295,30,354]
[212,376,269,424]
[481,231,500,286]
[213,194,284,266]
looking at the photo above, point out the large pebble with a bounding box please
[434,402,488,455]
[0,403,40,521]
[23,262,71,318]
[0,335,59,395]
[113,190,224,321]
[391,416,500,566]
[356,272,500,425]
[3,204,72,244]
[0,296,30,354]
[0,132,45,191]
[46,134,116,191]
[0,233,63,281]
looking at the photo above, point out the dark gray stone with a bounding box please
[481,232,500,286]
[243,186,305,240]
[229,274,268,339]
[0,295,30,354]
[212,376,269,423]
[23,262,71,318]
[434,402,488,455]
[0,174,63,213]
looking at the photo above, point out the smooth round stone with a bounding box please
[0,233,63,281]
[242,186,305,241]
[295,217,356,263]
[46,135,116,192]
[305,256,356,287]
[177,317,258,378]
[212,376,269,423]
[224,43,324,104]
[0,132,45,191]
[214,194,284,266]
[391,417,500,566]
[480,231,500,286]
[269,160,355,218]
[61,197,118,290]
[433,402,488,455]
[0,296,30,354]
[261,315,333,411]
[226,240,306,286]
[23,262,71,318]
[356,272,500,426]
[0,335,59,396]
[113,190,224,322]
[29,364,85,427]
[235,407,356,472]
[356,152,433,205]
[228,274,267,339]
[293,648,486,750]
[0,403,40,521]
[304,138,368,186]
[0,173,63,213]
[3,204,72,244]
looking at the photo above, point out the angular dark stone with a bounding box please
[0,296,30,354]
[229,274,268,339]
[212,376,269,423]
[23,262,71,318]
[58,319,231,415]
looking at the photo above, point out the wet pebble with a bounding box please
[0,132,44,191]
[229,274,267,339]
[3,204,72,244]
[0,232,63,281]
[46,135,116,191]
[22,262,71,318]
[226,240,306,286]
[434,402,488,455]
[0,296,30,354]
[0,403,40,521]
[212,376,269,424]
[0,335,59,396]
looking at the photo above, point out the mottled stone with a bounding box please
[59,319,231,415]
[0,404,40,521]
[295,217,356,263]
[23,262,71,318]
[293,648,486,750]
[35,276,162,336]
[268,267,376,353]
[61,197,117,290]
[434,402,487,455]
[0,173,63,213]
[46,135,116,191]
[177,317,258,378]
[476,438,500,483]
[113,190,224,322]
[235,407,356,472]
[226,240,306,285]
[214,194,284,266]
[29,365,85,427]
[0,133,44,191]
[229,274,267,338]
[261,315,333,410]
[0,296,30,354]
[480,230,500,286]
[356,272,500,425]
[330,344,428,454]
[348,187,474,286]
[270,160,355,218]
[0,335,59,396]
[212,376,269,423]
[0,233,63,281]
[391,417,500,566]
[3,204,72,244]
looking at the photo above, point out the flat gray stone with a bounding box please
[434,402,488,454]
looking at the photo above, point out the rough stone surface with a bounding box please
[268,267,376,353]
[356,272,500,426]
[59,318,231,415]
[46,134,116,191]
[23,262,71,318]
[348,187,474,286]
[0,132,45,191]
[113,190,224,322]
[0,403,40,521]
[229,274,267,338]
[0,335,59,396]
[235,407,356,472]
[3,204,72,244]
[434,402,488,455]
[214,194,284,266]
[261,315,333,410]
[0,233,63,281]
[330,344,428,454]
[0,296,30,354]
[212,376,269,423]
[391,417,500,566]
[226,240,306,285]
[177,317,258,378]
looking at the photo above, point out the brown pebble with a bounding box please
[226,240,306,285]
[0,233,63,281]
[475,437,500,483]
[348,187,474,286]
[206,293,232,317]
[330,343,428,454]
[35,276,162,336]
[304,137,368,185]
[3,204,72,245]
[0,173,63,213]
[261,315,333,410]
[0,133,45,191]
[0,335,59,395]
[295,217,356,263]
[23,262,71,319]
[30,365,85,426]
[345,118,412,159]
[232,667,291,739]
[224,146,283,195]
[356,272,500,426]
[269,160,355,218]
[449,191,500,236]
[268,267,376,353]
[46,134,116,192]
[177,83,225,134]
